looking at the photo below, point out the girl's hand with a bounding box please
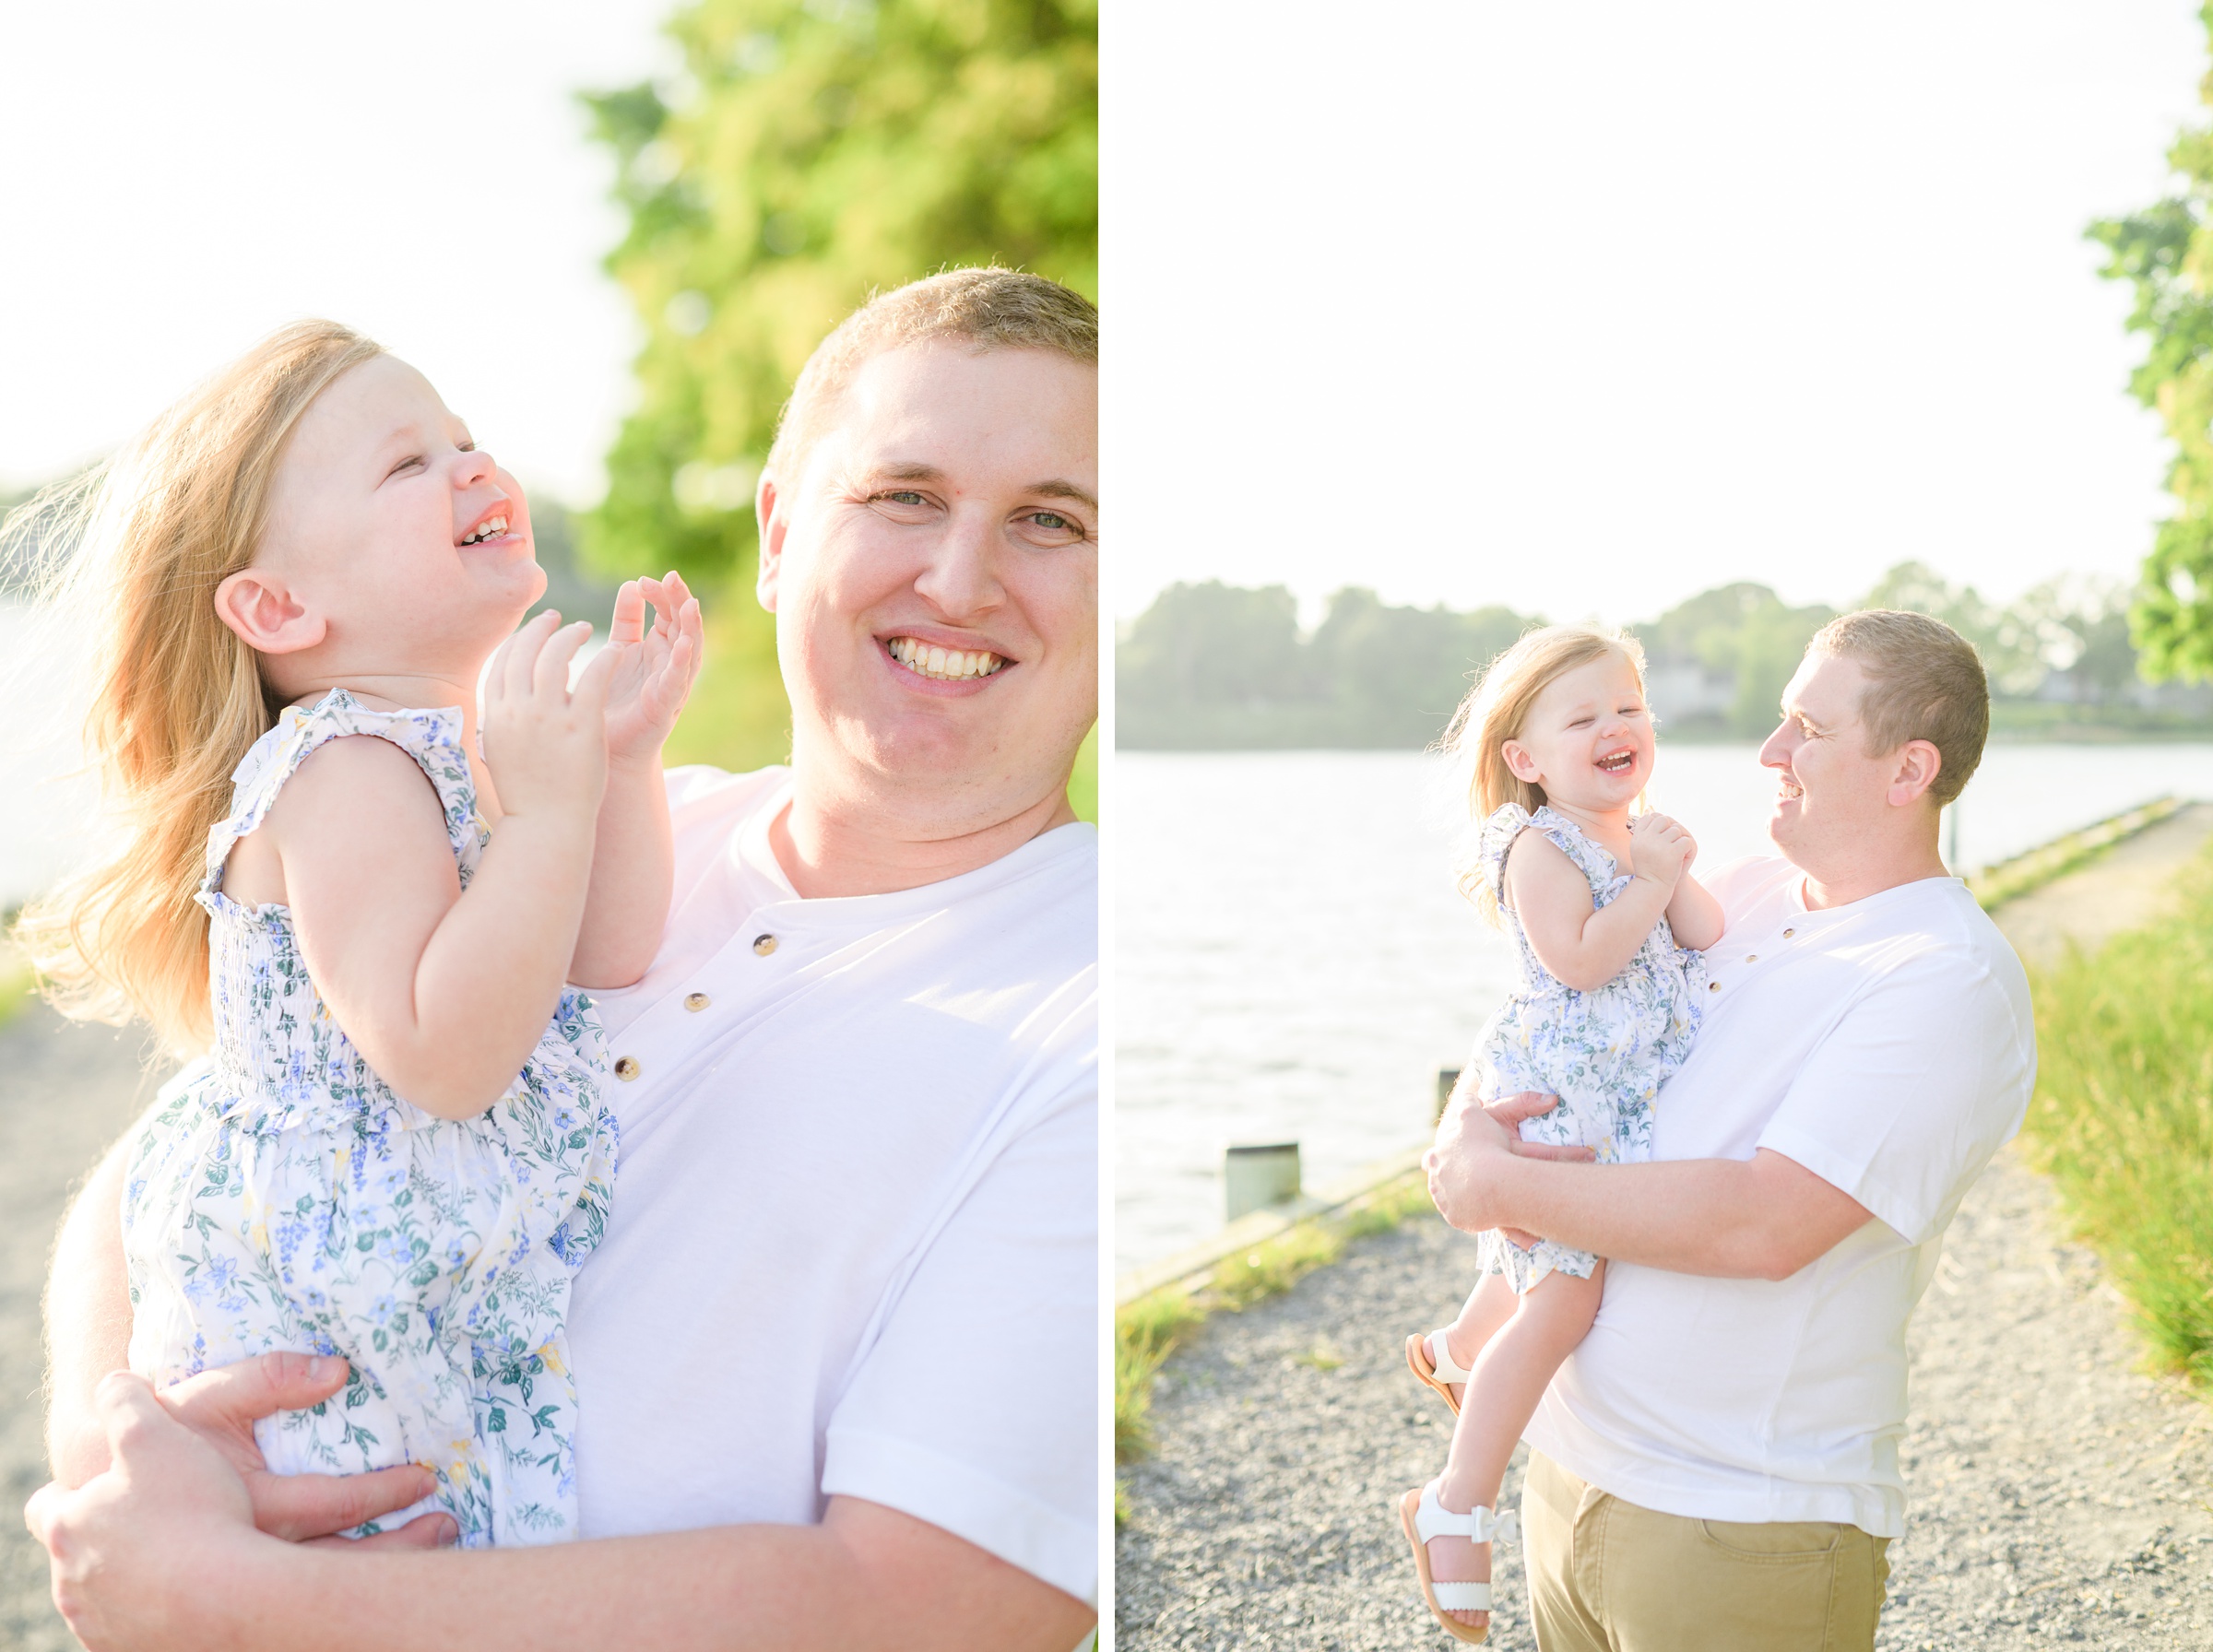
[482,609,619,822]
[1628,810,1694,888]
[601,572,704,769]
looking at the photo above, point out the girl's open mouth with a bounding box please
[1596,749,1636,776]
[886,635,1008,682]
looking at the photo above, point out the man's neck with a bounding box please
[1797,838,1951,911]
[768,779,1078,900]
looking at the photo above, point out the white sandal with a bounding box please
[1403,1328,1472,1416]
[1397,1478,1519,1645]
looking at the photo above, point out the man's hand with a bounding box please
[1426,1087,1594,1235]
[160,1352,455,1547]
[30,1372,270,1652]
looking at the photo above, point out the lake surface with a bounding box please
[1115,744,2213,1272]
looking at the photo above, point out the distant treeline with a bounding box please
[1118,563,2213,749]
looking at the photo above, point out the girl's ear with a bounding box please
[214,569,327,655]
[1500,738,1543,785]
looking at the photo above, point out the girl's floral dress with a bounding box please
[121,690,617,1548]
[1471,802,1707,1292]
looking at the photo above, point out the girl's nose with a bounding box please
[454,448,497,489]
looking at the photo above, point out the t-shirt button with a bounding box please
[1708,981,1721,992]
[1745,954,1757,963]
[753,933,778,956]
[614,1056,641,1080]
[683,992,710,1012]
[1783,927,1796,938]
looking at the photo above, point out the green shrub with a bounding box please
[2023,848,2213,1384]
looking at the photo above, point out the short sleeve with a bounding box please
[1755,947,2034,1245]
[820,1028,1097,1602]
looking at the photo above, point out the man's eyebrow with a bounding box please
[864,462,946,485]
[1029,479,1098,509]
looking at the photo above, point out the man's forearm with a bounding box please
[1476,1152,1784,1276]
[220,1499,1089,1652]
[46,1139,132,1485]
[1449,1138,1873,1282]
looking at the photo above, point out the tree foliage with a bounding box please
[581,0,1097,589]
[1116,567,2179,750]
[2089,14,2213,680]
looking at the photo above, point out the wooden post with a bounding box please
[1225,1142,1300,1221]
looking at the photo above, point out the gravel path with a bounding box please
[0,1007,168,1652]
[1114,1150,2213,1649]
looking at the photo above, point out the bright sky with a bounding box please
[0,1,677,506]
[1108,1,2208,627]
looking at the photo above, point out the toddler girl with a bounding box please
[18,321,701,1546]
[1397,625,1721,1641]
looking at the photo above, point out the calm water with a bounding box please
[1115,744,2213,1272]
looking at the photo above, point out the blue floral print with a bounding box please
[1471,803,1705,1292]
[121,690,617,1547]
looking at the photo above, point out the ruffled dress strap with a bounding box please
[1523,805,1631,906]
[201,690,490,903]
[1477,801,1630,909]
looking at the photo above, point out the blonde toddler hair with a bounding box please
[1439,624,1649,921]
[12,320,386,1053]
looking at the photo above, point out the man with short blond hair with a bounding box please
[30,269,1100,1652]
[1426,609,2034,1651]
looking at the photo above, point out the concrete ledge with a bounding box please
[1115,1142,1429,1306]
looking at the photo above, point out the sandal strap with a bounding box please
[1426,1329,1473,1384]
[1430,1581,1494,1611]
[1416,1480,1520,1544]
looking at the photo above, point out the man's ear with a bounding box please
[754,474,786,615]
[1888,738,1942,808]
[213,568,325,655]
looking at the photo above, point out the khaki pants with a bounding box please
[1521,1452,1890,1652]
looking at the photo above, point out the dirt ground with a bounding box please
[0,1009,167,1651]
[1114,1150,2213,1651]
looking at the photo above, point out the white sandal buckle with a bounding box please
[1415,1480,1521,1545]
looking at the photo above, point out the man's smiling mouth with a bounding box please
[887,636,1007,681]
[1778,773,1805,800]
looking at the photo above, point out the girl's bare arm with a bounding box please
[1505,832,1676,991]
[568,575,703,989]
[1665,874,1725,950]
[271,617,616,1118]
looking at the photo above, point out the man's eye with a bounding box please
[1033,511,1071,531]
[880,490,927,506]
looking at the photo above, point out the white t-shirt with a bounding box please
[566,766,1098,1602]
[1521,856,2035,1538]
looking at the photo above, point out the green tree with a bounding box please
[1633,583,1836,738]
[583,0,1097,591]
[2090,18,2213,681]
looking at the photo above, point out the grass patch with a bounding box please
[0,959,30,1030]
[2021,843,2213,1385]
[1114,1172,1434,1486]
[1970,796,2180,911]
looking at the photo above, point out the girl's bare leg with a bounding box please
[1437,1270,1520,1406]
[1427,1261,1605,1630]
